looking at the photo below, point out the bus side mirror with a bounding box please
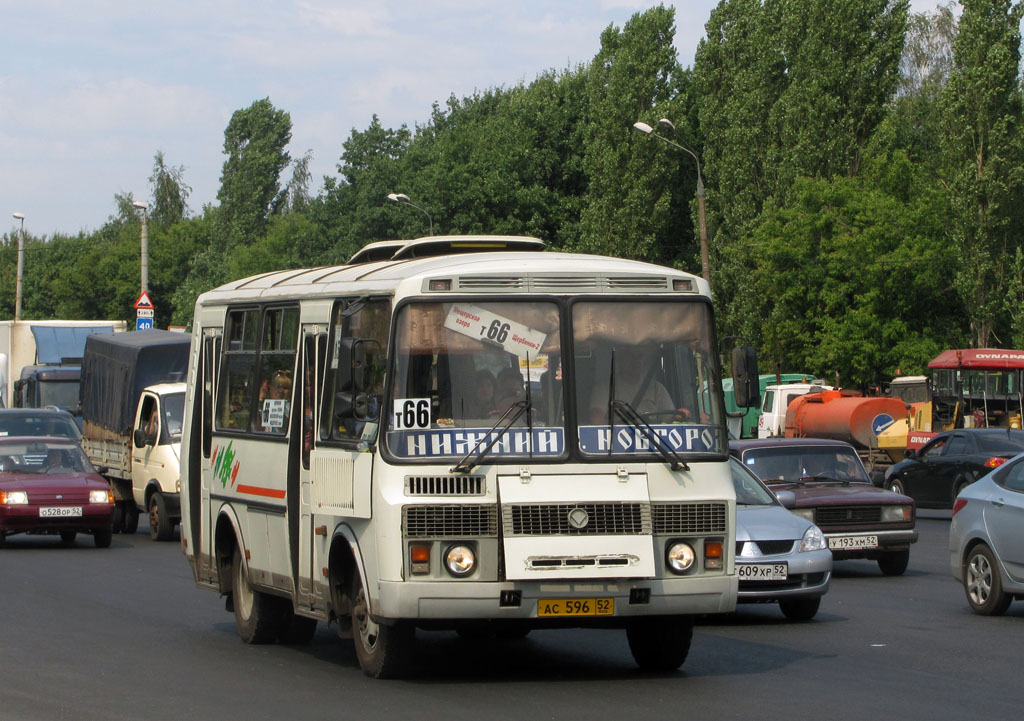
[731,346,760,408]
[339,339,383,394]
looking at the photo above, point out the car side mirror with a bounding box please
[903,448,916,459]
[96,466,109,475]
[774,490,797,509]
[133,429,148,448]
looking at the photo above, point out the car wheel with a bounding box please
[888,477,906,495]
[60,531,76,547]
[351,573,413,678]
[149,493,174,541]
[779,597,821,621]
[626,615,693,672]
[878,549,910,576]
[94,526,113,548]
[963,544,1012,616]
[123,504,140,534]
[231,546,282,644]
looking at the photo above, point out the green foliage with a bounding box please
[940,0,1024,347]
[149,151,191,227]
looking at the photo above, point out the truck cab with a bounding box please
[757,381,830,438]
[130,383,186,541]
[13,365,83,419]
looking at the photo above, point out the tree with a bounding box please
[941,0,1024,347]
[216,98,293,250]
[149,151,191,227]
[578,5,692,264]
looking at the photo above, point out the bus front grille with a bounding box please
[651,503,728,534]
[502,502,651,536]
[403,504,498,538]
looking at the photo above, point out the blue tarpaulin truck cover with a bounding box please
[80,329,191,435]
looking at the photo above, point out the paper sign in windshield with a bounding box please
[578,424,724,455]
[261,399,288,430]
[444,303,546,360]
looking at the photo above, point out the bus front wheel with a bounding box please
[351,575,413,678]
[626,615,693,672]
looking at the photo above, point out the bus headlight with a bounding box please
[666,542,695,573]
[444,544,476,577]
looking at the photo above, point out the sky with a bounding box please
[2,0,948,237]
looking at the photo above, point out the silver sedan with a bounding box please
[949,451,1024,615]
[731,458,833,620]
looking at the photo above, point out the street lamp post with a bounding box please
[132,201,149,293]
[12,212,25,321]
[386,193,433,236]
[633,119,710,283]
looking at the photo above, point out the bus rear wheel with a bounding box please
[626,615,693,672]
[351,575,413,678]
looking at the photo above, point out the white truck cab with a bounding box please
[757,381,830,438]
[130,383,186,540]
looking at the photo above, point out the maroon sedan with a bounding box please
[730,438,918,576]
[0,437,114,548]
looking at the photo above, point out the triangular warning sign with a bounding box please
[134,291,154,310]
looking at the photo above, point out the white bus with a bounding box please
[179,236,759,677]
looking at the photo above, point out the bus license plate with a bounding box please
[39,506,82,518]
[738,563,788,581]
[537,598,614,617]
[828,535,878,550]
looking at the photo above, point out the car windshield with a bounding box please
[741,445,870,484]
[730,458,778,505]
[386,300,564,462]
[0,441,92,474]
[0,413,82,440]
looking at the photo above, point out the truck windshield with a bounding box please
[39,380,80,410]
[386,300,564,462]
[162,393,186,440]
[573,300,726,459]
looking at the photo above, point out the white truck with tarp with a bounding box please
[79,329,191,540]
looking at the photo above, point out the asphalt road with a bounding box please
[1,510,1020,721]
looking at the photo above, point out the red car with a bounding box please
[0,437,114,548]
[730,438,918,576]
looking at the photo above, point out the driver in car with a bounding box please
[588,345,677,423]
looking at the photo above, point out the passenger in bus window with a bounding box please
[493,367,524,415]
[470,370,496,418]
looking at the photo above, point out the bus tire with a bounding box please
[149,492,174,541]
[351,574,413,678]
[626,615,693,672]
[231,546,280,644]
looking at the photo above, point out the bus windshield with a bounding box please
[573,300,726,458]
[385,298,726,462]
[387,300,565,462]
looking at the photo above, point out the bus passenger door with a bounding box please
[294,330,326,611]
[196,329,221,585]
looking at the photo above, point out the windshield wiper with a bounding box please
[801,475,852,485]
[610,399,689,472]
[451,399,531,474]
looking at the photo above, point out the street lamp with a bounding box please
[633,118,710,283]
[386,193,433,236]
[132,200,149,293]
[12,212,25,321]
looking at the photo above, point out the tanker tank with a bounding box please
[784,390,910,450]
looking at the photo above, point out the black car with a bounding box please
[884,429,1024,509]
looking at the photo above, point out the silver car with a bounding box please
[731,458,833,620]
[949,451,1024,615]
